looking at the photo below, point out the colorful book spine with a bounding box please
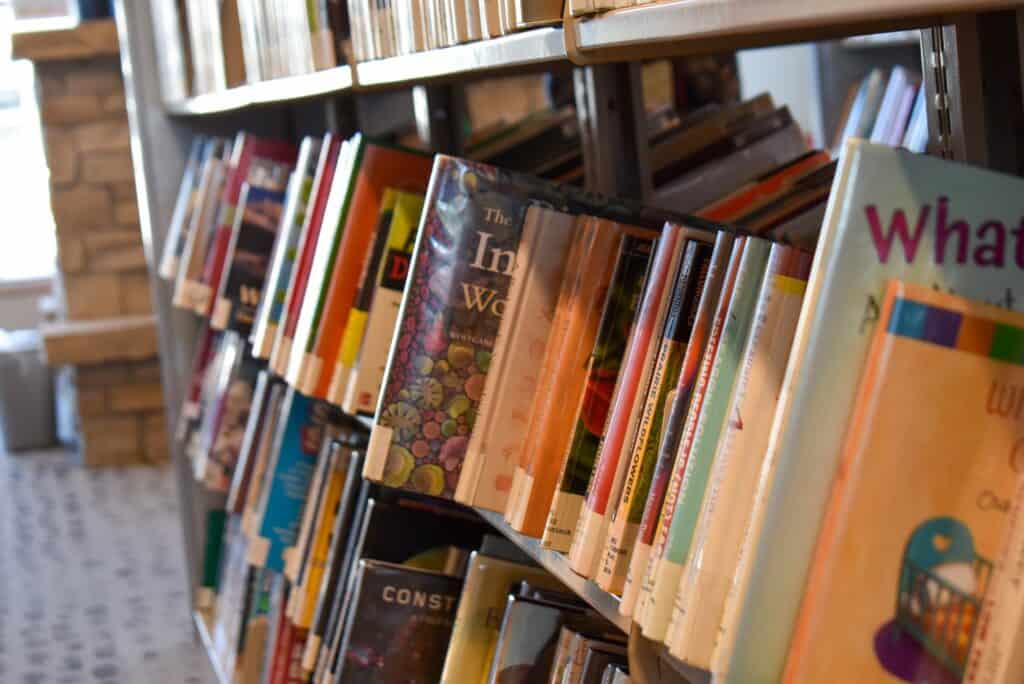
[337,191,424,413]
[541,233,654,551]
[251,137,321,359]
[620,232,733,617]
[569,223,691,577]
[642,237,770,642]
[596,238,714,594]
[666,245,808,667]
[633,236,745,629]
[455,205,577,512]
[304,144,435,399]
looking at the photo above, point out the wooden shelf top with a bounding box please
[167,65,354,116]
[12,18,119,62]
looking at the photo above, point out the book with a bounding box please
[240,382,286,538]
[665,245,810,668]
[619,231,733,618]
[338,190,424,413]
[285,135,363,388]
[487,593,575,683]
[835,68,886,150]
[632,236,746,631]
[717,140,1024,683]
[641,237,770,642]
[302,143,434,398]
[334,559,463,683]
[284,436,336,584]
[783,282,1024,683]
[174,144,230,311]
[159,137,207,280]
[211,181,288,335]
[440,551,567,684]
[248,389,347,572]
[579,643,628,684]
[227,370,274,514]
[869,66,911,144]
[198,508,228,609]
[269,134,342,376]
[251,136,321,359]
[542,232,656,551]
[570,224,707,578]
[595,238,715,594]
[205,346,261,492]
[455,205,577,512]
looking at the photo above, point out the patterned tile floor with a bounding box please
[0,448,216,684]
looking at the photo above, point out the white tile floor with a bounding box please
[0,448,215,684]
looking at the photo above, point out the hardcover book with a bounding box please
[570,224,707,578]
[666,245,809,669]
[542,232,655,550]
[642,237,770,642]
[455,205,577,512]
[211,181,287,335]
[596,237,715,594]
[783,282,1024,683]
[335,560,463,683]
[301,143,434,398]
[338,190,424,413]
[717,140,1024,684]
[251,136,321,358]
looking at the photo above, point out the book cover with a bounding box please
[619,232,732,619]
[633,237,745,629]
[226,370,273,515]
[285,136,363,388]
[542,232,655,550]
[248,390,346,572]
[211,180,287,335]
[240,382,285,538]
[159,137,207,280]
[284,437,336,585]
[251,136,321,358]
[455,205,577,512]
[596,238,715,594]
[666,245,809,668]
[198,133,297,317]
[642,237,770,642]
[718,140,1024,684]
[507,220,630,537]
[570,224,702,578]
[335,560,463,683]
[303,143,435,398]
[783,282,1024,683]
[487,594,569,683]
[191,330,245,487]
[440,552,568,684]
[339,190,424,413]
[173,148,229,311]
[269,135,341,376]
[205,348,262,492]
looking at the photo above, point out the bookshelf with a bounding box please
[107,0,1024,680]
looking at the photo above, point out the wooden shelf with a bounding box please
[353,27,567,87]
[167,66,354,116]
[475,508,631,633]
[193,609,232,684]
[571,0,1021,60]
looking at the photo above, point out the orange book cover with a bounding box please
[783,281,1024,683]
[511,220,657,537]
[698,150,831,224]
[304,145,434,398]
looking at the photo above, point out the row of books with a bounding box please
[199,375,630,683]
[372,139,1024,683]
[160,98,1024,681]
[832,65,927,154]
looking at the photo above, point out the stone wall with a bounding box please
[14,20,168,467]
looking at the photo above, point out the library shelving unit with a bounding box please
[110,0,1024,680]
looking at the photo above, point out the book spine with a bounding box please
[570,226,685,578]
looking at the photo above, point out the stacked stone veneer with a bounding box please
[14,20,168,466]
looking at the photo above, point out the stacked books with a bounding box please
[177,0,351,95]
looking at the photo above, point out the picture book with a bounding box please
[302,143,434,398]
[596,238,714,594]
[783,282,1024,683]
[542,232,655,551]
[335,560,463,683]
[718,140,1024,684]
[338,190,424,413]
[666,244,809,668]
[251,136,321,358]
[642,237,770,641]
[455,205,577,512]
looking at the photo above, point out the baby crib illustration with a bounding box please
[894,517,992,678]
